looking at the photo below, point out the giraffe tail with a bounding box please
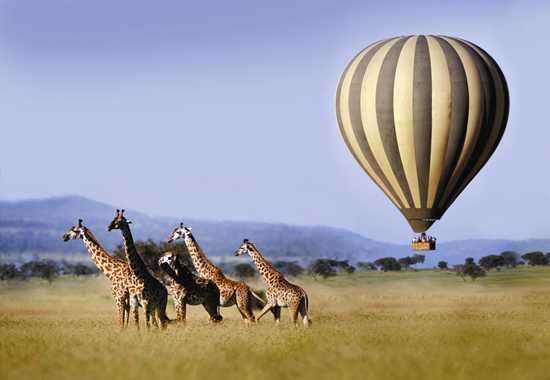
[303,293,312,326]
[250,289,266,306]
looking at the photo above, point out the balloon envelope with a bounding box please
[336,35,509,233]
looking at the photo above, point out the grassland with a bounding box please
[2,267,550,380]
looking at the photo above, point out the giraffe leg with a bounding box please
[155,305,167,330]
[289,303,300,326]
[176,301,187,324]
[236,289,256,323]
[143,301,153,329]
[115,299,125,328]
[256,302,275,321]
[158,291,170,328]
[130,295,140,330]
[150,308,159,329]
[272,305,281,325]
[202,297,223,323]
[124,296,130,327]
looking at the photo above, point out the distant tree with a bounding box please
[500,251,519,268]
[273,261,305,277]
[411,254,425,265]
[336,260,356,274]
[72,263,98,276]
[234,263,256,279]
[20,260,59,284]
[521,251,548,266]
[112,244,126,261]
[374,257,401,272]
[0,263,21,280]
[453,264,464,276]
[357,261,376,271]
[460,257,486,281]
[309,259,337,279]
[437,261,448,270]
[398,256,414,270]
[479,254,505,270]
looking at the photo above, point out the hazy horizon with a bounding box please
[1,1,549,244]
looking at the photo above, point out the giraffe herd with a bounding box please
[62,209,311,329]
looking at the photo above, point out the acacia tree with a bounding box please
[460,257,486,281]
[437,261,448,270]
[20,260,59,284]
[398,256,414,270]
[233,263,257,278]
[309,259,337,279]
[479,254,505,270]
[374,257,401,272]
[412,254,425,265]
[521,252,548,266]
[500,251,519,268]
[357,261,376,271]
[0,264,21,280]
[273,261,304,277]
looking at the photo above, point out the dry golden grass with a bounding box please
[2,267,550,380]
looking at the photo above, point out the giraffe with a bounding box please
[158,251,223,323]
[166,223,266,323]
[62,219,132,328]
[107,209,170,329]
[235,239,311,327]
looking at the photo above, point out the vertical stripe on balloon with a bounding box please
[394,36,421,208]
[431,36,469,209]
[412,35,432,209]
[361,38,411,208]
[376,37,416,209]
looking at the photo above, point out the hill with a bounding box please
[0,196,404,263]
[1,196,549,266]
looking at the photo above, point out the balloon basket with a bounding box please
[411,241,436,251]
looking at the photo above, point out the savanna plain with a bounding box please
[2,267,550,380]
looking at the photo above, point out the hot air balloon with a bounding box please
[335,35,509,250]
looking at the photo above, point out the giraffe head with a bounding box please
[234,238,256,257]
[166,223,192,243]
[62,219,86,241]
[158,251,177,268]
[107,209,132,231]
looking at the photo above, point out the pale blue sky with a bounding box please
[0,0,548,243]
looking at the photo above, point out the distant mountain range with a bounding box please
[1,196,550,266]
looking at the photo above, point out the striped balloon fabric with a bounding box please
[336,35,509,233]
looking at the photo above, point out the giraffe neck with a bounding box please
[159,262,179,285]
[119,225,152,281]
[173,259,200,288]
[183,234,220,279]
[81,229,121,280]
[248,246,281,285]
